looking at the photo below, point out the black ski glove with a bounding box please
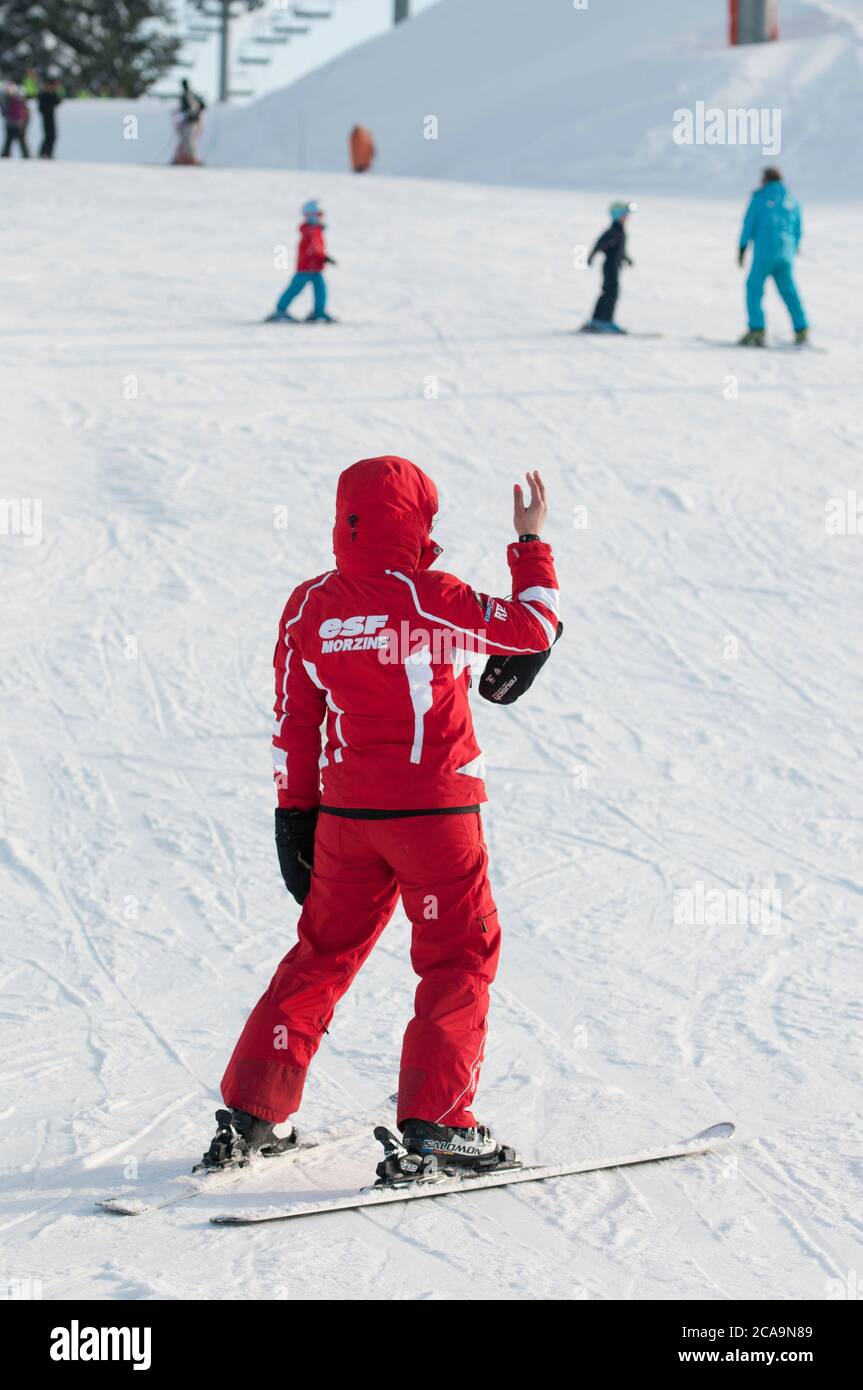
[479,621,563,705]
[275,807,318,905]
[325,256,337,266]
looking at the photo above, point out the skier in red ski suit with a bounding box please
[211,457,559,1173]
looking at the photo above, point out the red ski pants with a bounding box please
[221,810,501,1127]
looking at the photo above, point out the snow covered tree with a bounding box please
[0,2,182,96]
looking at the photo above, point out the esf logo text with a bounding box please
[319,614,390,652]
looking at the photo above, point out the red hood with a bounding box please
[332,456,442,575]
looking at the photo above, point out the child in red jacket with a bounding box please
[267,199,336,323]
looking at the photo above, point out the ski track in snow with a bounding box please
[1,164,862,1300]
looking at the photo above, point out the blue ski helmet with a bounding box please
[609,200,637,220]
[302,198,323,222]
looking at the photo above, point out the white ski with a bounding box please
[96,1093,397,1216]
[695,335,826,353]
[209,1121,735,1225]
[574,327,664,339]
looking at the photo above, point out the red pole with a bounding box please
[731,0,779,44]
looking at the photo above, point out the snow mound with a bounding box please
[50,0,863,197]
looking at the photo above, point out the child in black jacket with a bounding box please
[582,201,636,334]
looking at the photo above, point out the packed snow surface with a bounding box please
[1,158,861,1299]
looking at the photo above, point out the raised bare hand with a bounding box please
[513,470,548,537]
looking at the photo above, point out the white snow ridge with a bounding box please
[1,0,862,1306]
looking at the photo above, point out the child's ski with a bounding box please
[96,1094,396,1216]
[210,1121,735,1226]
[574,327,664,339]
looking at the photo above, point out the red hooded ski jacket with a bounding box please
[272,457,560,812]
[296,221,327,273]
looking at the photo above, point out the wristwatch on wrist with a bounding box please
[518,533,541,543]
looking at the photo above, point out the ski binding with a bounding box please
[372,1125,521,1189]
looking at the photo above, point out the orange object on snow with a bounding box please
[349,125,376,173]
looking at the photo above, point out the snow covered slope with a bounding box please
[51,0,863,197]
[1,161,862,1299]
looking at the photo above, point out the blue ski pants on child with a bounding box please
[276,272,327,318]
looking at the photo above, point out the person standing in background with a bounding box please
[1,83,30,158]
[172,78,206,166]
[37,78,63,159]
[350,125,376,173]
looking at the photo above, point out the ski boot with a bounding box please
[580,319,625,334]
[794,327,809,345]
[373,1120,520,1188]
[305,312,336,323]
[196,1108,298,1172]
[264,312,296,323]
[738,328,765,347]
